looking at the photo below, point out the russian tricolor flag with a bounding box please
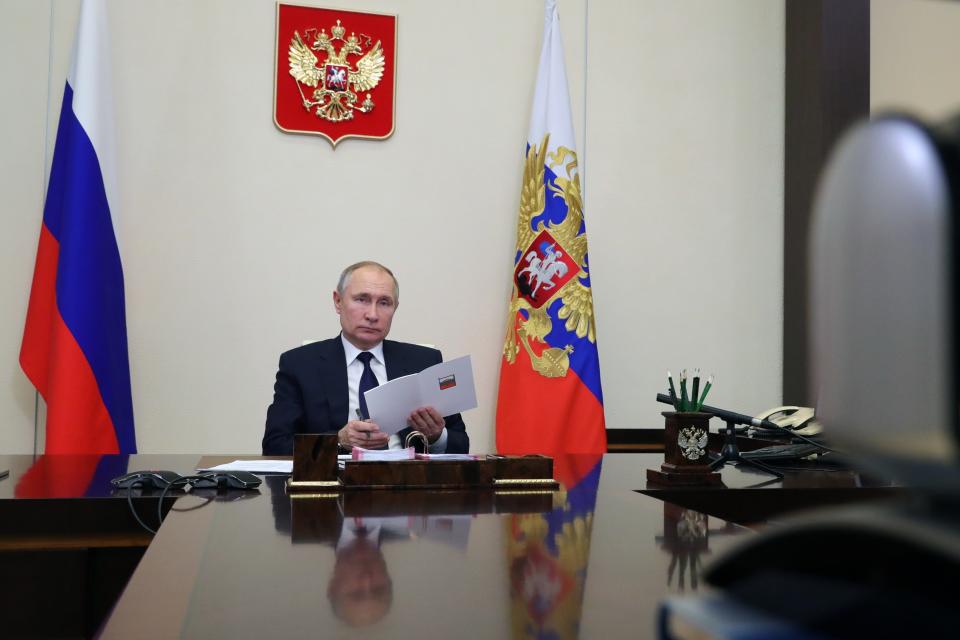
[20,0,136,454]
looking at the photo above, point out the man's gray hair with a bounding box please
[337,261,399,301]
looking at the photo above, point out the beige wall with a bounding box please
[0,0,785,454]
[871,0,960,120]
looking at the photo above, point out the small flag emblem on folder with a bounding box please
[438,375,457,390]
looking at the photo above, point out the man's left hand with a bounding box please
[407,406,445,443]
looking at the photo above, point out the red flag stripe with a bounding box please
[20,224,120,454]
[496,314,606,455]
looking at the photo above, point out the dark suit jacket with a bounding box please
[262,336,469,455]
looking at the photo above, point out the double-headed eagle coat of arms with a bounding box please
[274,4,396,147]
[288,20,384,123]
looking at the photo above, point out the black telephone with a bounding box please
[753,406,821,436]
[190,470,262,490]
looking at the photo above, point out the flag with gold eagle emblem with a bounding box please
[496,0,606,455]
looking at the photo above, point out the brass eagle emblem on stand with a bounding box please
[678,427,708,461]
[502,135,598,379]
[288,19,385,122]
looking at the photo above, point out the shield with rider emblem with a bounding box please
[514,230,580,309]
[324,63,349,91]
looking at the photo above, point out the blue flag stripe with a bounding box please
[543,297,603,405]
[46,83,136,453]
[543,459,602,554]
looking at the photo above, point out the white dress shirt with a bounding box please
[336,516,412,551]
[340,335,448,452]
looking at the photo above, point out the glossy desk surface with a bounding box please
[11,452,884,640]
[0,454,212,548]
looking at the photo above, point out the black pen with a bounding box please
[667,371,679,410]
[691,369,700,412]
[679,369,689,412]
[355,408,376,448]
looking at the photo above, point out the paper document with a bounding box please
[364,355,478,434]
[198,460,293,474]
[415,453,479,461]
[351,446,416,461]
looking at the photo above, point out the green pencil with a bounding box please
[696,375,714,411]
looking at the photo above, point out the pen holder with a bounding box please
[647,412,723,486]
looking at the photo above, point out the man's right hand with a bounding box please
[339,420,389,449]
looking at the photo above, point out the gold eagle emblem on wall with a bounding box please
[288,19,385,122]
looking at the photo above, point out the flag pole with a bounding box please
[33,0,56,458]
[582,0,589,206]
[33,392,39,457]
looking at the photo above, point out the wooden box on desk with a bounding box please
[341,458,492,489]
[287,434,558,491]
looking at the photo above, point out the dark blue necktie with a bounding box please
[357,352,379,420]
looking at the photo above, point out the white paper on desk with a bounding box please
[364,355,478,434]
[197,460,293,474]
[415,453,479,461]
[351,446,415,461]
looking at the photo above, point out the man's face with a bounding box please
[334,266,398,350]
[328,538,393,626]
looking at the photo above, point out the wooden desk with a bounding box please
[92,453,902,640]
[0,454,225,639]
[0,452,903,638]
[639,453,900,525]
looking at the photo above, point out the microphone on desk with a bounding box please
[655,393,781,430]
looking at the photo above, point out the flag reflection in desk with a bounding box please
[506,455,603,639]
[15,454,130,498]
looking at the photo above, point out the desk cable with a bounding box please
[124,474,225,535]
[123,478,179,535]
[155,474,223,531]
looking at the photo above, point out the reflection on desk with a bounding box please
[0,454,202,639]
[0,453,903,639]
[641,453,900,525]
[265,474,474,627]
[265,458,604,633]
[98,455,768,639]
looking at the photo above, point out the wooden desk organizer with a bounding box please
[286,434,558,492]
[647,412,723,487]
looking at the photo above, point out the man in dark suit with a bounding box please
[262,261,469,455]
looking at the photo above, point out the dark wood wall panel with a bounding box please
[783,0,870,404]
